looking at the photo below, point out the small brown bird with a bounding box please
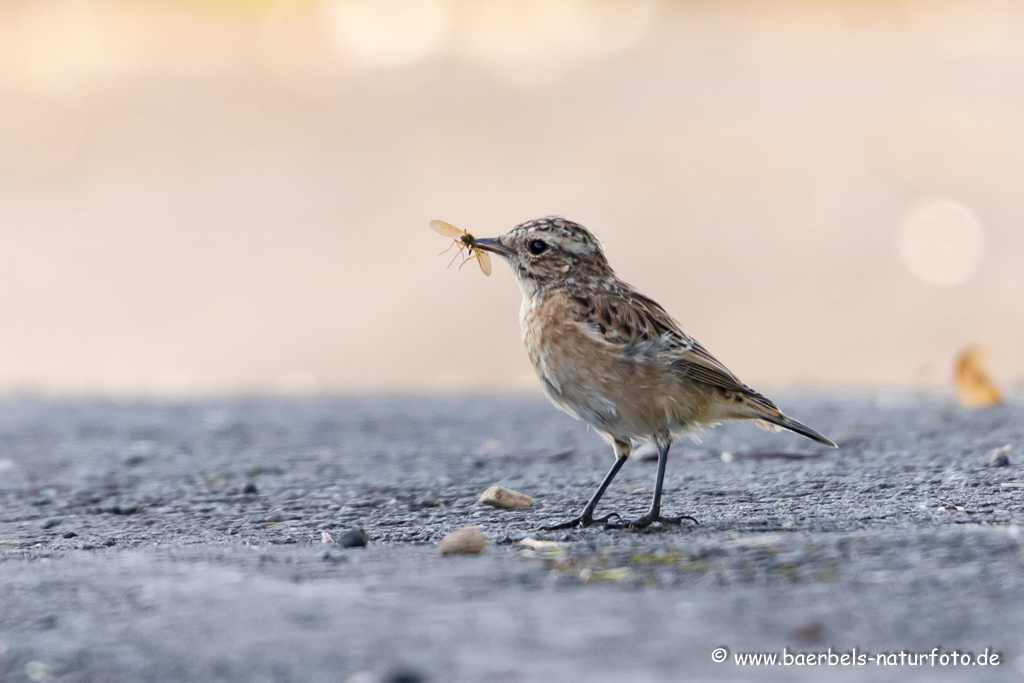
[471,216,836,530]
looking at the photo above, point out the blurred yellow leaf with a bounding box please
[955,347,1002,407]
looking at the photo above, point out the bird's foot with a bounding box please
[605,512,698,530]
[541,512,622,531]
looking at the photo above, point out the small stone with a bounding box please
[41,518,62,529]
[321,531,335,544]
[478,486,533,510]
[633,442,660,461]
[62,531,77,539]
[338,528,368,548]
[793,621,825,645]
[518,537,563,552]
[104,505,139,515]
[268,536,297,545]
[25,661,56,683]
[382,668,428,683]
[344,673,377,683]
[546,449,575,462]
[989,445,1012,467]
[440,526,487,556]
[243,482,259,495]
[518,537,564,559]
[321,551,347,563]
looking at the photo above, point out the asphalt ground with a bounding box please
[1,394,1024,682]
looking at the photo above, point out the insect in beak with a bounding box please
[430,220,493,276]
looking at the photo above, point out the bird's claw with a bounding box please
[541,512,622,531]
[604,513,698,530]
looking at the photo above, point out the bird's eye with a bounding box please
[528,239,547,255]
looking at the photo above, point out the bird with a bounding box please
[470,216,837,530]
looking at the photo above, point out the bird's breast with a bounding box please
[519,292,557,386]
[519,289,703,439]
[520,290,583,379]
[519,290,627,429]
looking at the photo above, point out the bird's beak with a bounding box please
[472,237,513,257]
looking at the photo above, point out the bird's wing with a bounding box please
[567,288,674,346]
[568,285,777,411]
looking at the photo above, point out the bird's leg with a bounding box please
[541,441,631,530]
[607,437,698,529]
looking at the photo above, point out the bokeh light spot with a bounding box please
[534,0,657,56]
[458,0,656,85]
[321,0,451,68]
[897,200,985,287]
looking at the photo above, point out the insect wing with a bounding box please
[430,220,466,238]
[475,248,492,276]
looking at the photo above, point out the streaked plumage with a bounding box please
[471,216,836,529]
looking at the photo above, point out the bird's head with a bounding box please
[473,216,613,293]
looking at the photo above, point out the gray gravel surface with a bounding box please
[2,395,1024,682]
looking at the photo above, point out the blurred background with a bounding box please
[0,0,1022,397]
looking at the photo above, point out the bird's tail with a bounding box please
[716,389,838,448]
[756,412,837,448]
